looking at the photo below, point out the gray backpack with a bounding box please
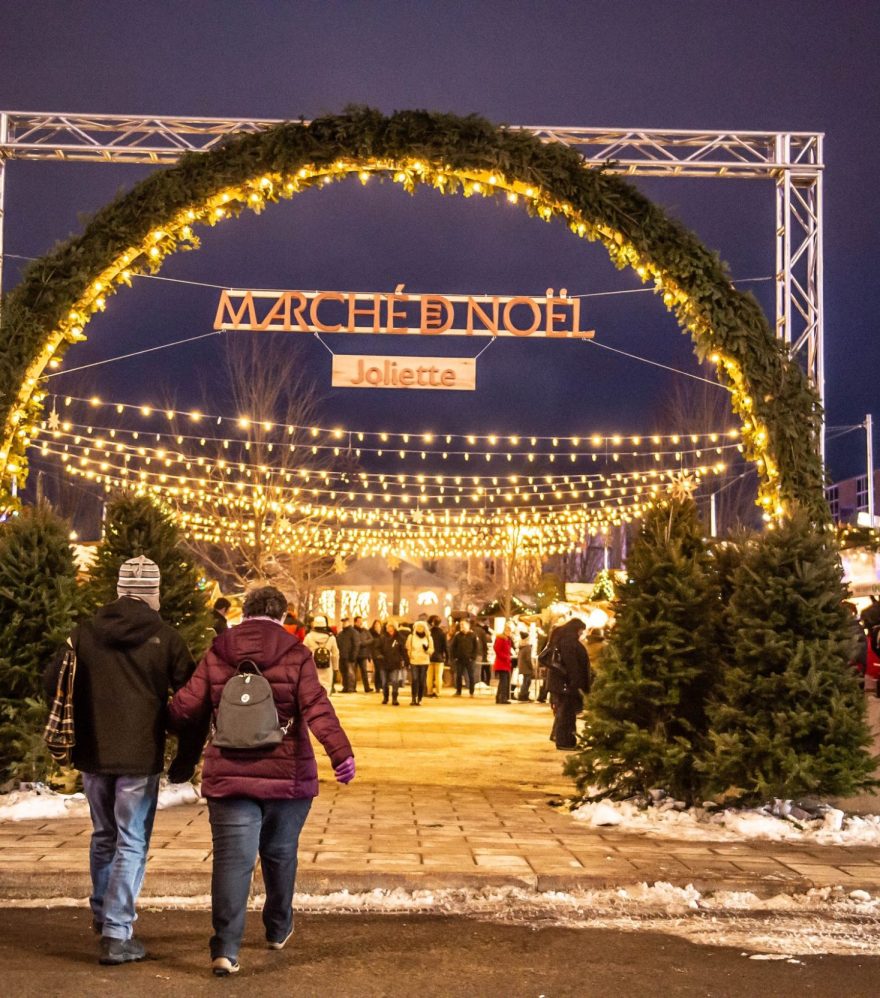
[212,659,292,750]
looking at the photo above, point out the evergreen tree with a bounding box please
[87,493,212,655]
[565,499,721,804]
[703,510,877,802]
[0,503,85,780]
[591,569,615,602]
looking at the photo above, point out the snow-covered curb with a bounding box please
[570,797,880,845]
[0,781,201,822]
[7,883,880,957]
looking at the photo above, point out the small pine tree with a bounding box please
[565,499,721,804]
[0,503,86,781]
[591,569,615,602]
[87,493,212,655]
[703,510,877,802]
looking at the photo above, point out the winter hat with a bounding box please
[312,614,329,629]
[117,555,161,611]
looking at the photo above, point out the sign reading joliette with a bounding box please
[332,355,476,390]
[215,285,593,391]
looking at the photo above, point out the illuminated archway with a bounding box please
[0,108,825,519]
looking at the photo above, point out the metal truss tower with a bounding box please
[0,111,824,414]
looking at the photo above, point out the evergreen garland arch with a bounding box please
[0,107,826,521]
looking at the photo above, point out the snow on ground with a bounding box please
[7,883,880,958]
[0,781,200,822]
[570,797,880,845]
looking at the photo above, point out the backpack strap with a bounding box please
[236,658,263,676]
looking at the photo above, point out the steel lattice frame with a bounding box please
[0,110,825,421]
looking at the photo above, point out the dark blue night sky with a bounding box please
[1,1,878,496]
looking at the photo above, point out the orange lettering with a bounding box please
[214,290,257,330]
[348,293,382,333]
[419,295,454,334]
[544,288,567,338]
[502,297,541,336]
[569,296,594,338]
[310,291,345,332]
[256,292,292,331]
[466,297,499,336]
[385,285,410,333]
[289,292,309,330]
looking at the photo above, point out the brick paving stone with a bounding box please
[473,855,532,869]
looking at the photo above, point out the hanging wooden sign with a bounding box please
[215,285,594,339]
[331,355,476,391]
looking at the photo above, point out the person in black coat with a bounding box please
[352,615,374,692]
[427,615,448,697]
[212,597,231,636]
[369,619,386,693]
[450,619,479,696]
[44,556,202,965]
[542,618,591,750]
[336,617,357,692]
[379,623,408,705]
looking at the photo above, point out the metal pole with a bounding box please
[0,112,7,312]
[814,138,826,462]
[866,413,875,523]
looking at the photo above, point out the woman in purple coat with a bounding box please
[170,585,355,977]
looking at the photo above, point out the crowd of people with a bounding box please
[213,599,597,747]
[43,559,595,978]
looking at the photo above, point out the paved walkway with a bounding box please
[2,693,880,899]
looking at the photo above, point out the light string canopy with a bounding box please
[3,143,783,522]
[49,393,742,458]
[37,425,729,500]
[33,392,739,558]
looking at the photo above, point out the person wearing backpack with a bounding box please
[169,585,355,977]
[303,615,339,694]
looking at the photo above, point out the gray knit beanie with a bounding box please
[117,555,161,611]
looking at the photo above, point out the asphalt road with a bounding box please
[2,908,879,998]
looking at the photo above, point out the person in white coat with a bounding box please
[405,620,434,706]
[303,615,339,694]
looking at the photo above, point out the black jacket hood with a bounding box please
[91,596,164,647]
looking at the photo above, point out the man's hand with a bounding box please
[334,756,356,784]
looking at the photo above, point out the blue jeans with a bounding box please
[82,772,160,940]
[208,796,312,960]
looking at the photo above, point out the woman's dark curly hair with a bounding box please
[242,585,288,621]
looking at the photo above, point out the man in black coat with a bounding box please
[44,556,201,966]
[352,615,373,692]
[543,618,591,750]
[212,597,231,635]
[336,617,357,692]
[450,619,479,696]
[427,615,448,697]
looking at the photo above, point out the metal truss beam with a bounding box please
[0,111,825,416]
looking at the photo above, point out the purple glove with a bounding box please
[334,756,356,784]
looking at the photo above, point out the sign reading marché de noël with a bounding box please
[214,286,594,339]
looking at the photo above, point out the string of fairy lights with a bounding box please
[31,387,742,558]
[3,152,783,534]
[38,425,728,497]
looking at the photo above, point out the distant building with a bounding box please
[826,470,880,524]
